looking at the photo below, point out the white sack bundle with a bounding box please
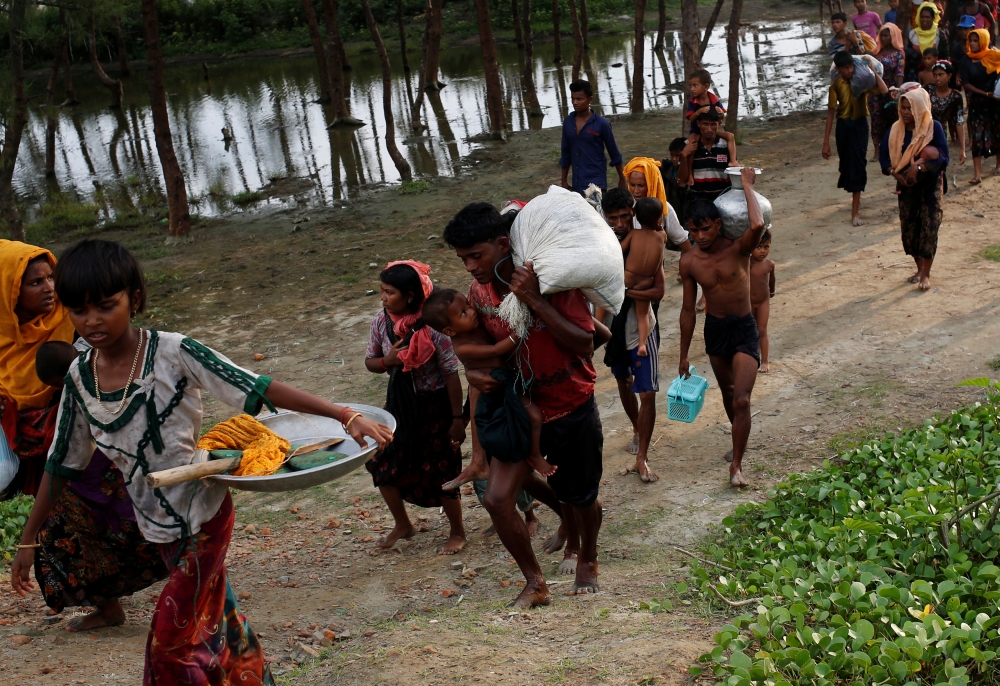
[499,186,625,336]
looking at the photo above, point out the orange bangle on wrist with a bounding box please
[344,413,362,431]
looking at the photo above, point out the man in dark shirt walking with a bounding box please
[560,80,626,193]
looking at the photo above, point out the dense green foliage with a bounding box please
[1,496,32,562]
[687,381,1000,685]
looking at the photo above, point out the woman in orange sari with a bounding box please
[0,240,165,631]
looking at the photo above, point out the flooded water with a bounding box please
[14,20,829,215]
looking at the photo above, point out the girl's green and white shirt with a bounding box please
[45,330,274,544]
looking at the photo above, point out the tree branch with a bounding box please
[707,583,762,607]
[672,546,735,572]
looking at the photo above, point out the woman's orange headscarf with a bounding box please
[966,28,1000,74]
[623,157,670,219]
[888,88,935,173]
[0,241,74,411]
[876,22,904,53]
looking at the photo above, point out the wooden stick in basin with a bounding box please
[145,450,239,489]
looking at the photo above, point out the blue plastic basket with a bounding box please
[666,366,709,423]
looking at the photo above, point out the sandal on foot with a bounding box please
[969,177,983,185]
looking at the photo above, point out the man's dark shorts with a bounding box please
[704,312,761,367]
[541,395,603,507]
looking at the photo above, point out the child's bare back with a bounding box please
[622,226,666,290]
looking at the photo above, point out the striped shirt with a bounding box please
[689,137,731,200]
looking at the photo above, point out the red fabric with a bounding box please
[2,396,58,496]
[467,281,596,422]
[144,494,272,686]
[386,260,437,372]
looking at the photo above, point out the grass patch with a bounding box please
[980,244,1000,262]
[398,179,431,195]
[231,190,264,206]
[990,356,1000,371]
[26,193,99,241]
[685,384,1000,685]
[826,423,890,453]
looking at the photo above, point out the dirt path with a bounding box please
[2,108,999,685]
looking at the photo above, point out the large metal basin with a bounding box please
[210,405,394,493]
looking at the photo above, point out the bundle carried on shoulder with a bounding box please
[499,186,625,336]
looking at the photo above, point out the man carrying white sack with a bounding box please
[442,201,608,607]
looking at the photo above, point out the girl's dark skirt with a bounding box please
[366,387,461,508]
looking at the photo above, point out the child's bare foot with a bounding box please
[851,214,864,227]
[524,508,539,538]
[527,453,557,478]
[730,466,749,488]
[481,523,496,538]
[65,601,126,633]
[377,523,415,549]
[759,361,770,373]
[542,523,566,554]
[510,579,551,608]
[918,275,931,291]
[624,434,639,455]
[567,560,599,596]
[723,449,733,463]
[907,273,920,283]
[442,452,489,491]
[440,532,466,555]
[558,551,578,575]
[635,456,658,483]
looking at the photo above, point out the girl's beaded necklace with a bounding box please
[92,328,145,415]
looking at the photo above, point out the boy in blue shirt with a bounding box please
[884,0,899,26]
[559,80,626,193]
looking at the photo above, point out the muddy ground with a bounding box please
[3,84,1000,686]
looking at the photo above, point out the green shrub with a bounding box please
[230,190,263,206]
[689,380,1000,685]
[1,496,33,562]
[26,193,99,240]
[399,179,431,195]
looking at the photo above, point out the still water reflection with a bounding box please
[14,20,828,215]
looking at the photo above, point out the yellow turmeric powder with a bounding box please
[197,414,291,477]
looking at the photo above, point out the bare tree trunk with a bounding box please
[423,0,445,90]
[724,0,743,137]
[521,0,543,117]
[680,0,701,134]
[700,0,726,59]
[474,0,507,139]
[360,0,412,181]
[409,0,432,131]
[580,0,589,48]
[898,0,911,32]
[511,0,524,48]
[655,0,667,50]
[302,0,333,103]
[141,0,190,237]
[112,14,129,76]
[632,0,646,114]
[331,0,351,70]
[45,31,67,178]
[396,0,410,72]
[551,0,562,63]
[0,0,28,240]
[568,0,584,80]
[322,0,363,125]
[88,12,124,108]
[60,8,80,106]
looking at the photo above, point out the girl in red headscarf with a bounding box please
[364,261,467,554]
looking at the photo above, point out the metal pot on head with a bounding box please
[713,167,772,240]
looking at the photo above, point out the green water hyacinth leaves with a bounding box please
[691,385,1000,685]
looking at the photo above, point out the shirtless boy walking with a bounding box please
[678,167,766,488]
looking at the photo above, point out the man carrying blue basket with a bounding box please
[677,167,767,488]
